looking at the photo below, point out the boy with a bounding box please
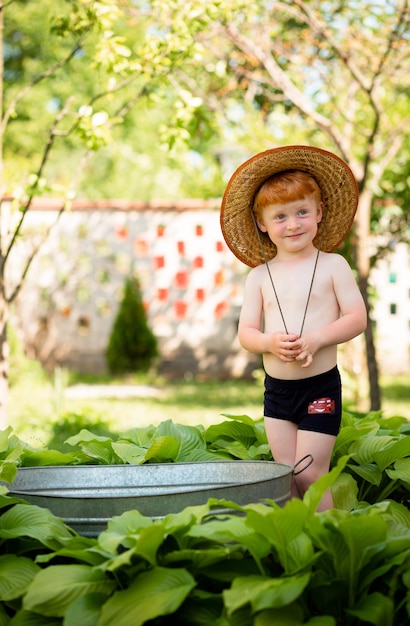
[220,146,367,511]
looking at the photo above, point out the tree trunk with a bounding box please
[358,275,381,411]
[356,188,381,411]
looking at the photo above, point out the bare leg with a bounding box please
[264,416,301,499]
[294,429,337,511]
[264,417,337,510]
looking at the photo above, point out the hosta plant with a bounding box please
[0,459,408,625]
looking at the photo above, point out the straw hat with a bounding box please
[220,145,358,267]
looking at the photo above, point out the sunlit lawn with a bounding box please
[8,365,410,449]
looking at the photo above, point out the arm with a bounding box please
[296,256,367,368]
[238,269,301,362]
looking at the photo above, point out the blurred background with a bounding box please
[2,0,409,445]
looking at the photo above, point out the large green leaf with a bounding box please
[64,592,107,626]
[0,503,74,547]
[385,457,410,486]
[161,502,213,543]
[153,420,228,461]
[332,423,377,459]
[0,555,40,601]
[175,588,225,625]
[187,514,271,572]
[8,609,60,624]
[98,566,196,626]
[379,500,410,530]
[247,444,271,460]
[23,564,115,617]
[373,437,410,471]
[0,427,13,453]
[308,511,389,603]
[65,430,112,447]
[101,524,166,571]
[96,510,154,553]
[35,535,101,566]
[163,544,243,569]
[111,442,148,464]
[347,592,394,626]
[208,438,253,460]
[246,499,314,574]
[155,420,204,460]
[20,449,78,467]
[205,422,257,448]
[347,462,382,486]
[223,573,310,615]
[332,472,358,510]
[144,435,180,462]
[304,456,349,513]
[64,430,121,464]
[219,413,257,427]
[119,425,157,447]
[0,460,17,484]
[349,436,398,465]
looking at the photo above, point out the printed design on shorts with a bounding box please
[308,398,335,414]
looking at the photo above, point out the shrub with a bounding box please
[106,276,158,374]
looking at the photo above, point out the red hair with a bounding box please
[253,170,322,217]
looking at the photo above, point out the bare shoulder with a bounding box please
[320,251,352,273]
[245,263,266,285]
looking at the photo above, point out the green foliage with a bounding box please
[332,411,410,508]
[3,0,225,201]
[0,464,409,624]
[0,411,409,622]
[47,412,115,453]
[1,409,409,516]
[106,276,158,375]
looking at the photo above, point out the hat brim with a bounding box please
[220,145,358,267]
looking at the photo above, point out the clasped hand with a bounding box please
[269,332,314,368]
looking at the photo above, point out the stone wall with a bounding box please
[9,198,408,381]
[12,198,259,379]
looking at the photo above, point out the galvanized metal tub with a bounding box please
[6,460,300,536]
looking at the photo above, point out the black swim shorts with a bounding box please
[264,366,342,436]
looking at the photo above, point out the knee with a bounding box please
[294,464,324,496]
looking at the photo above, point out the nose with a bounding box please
[287,216,300,230]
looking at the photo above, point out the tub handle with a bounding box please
[293,454,313,476]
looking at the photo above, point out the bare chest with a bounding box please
[261,260,338,335]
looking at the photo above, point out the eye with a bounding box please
[298,209,309,216]
[274,213,286,221]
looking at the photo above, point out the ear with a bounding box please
[255,215,268,233]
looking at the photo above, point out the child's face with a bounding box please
[256,194,323,254]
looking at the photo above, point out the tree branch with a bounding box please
[4,97,74,263]
[1,38,85,135]
[369,0,409,93]
[6,203,66,304]
[224,23,351,161]
[288,0,372,92]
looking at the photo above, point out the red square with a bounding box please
[196,288,205,302]
[157,288,169,302]
[175,271,189,289]
[214,301,228,319]
[154,256,165,269]
[174,300,188,319]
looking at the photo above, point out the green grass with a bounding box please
[8,365,409,448]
